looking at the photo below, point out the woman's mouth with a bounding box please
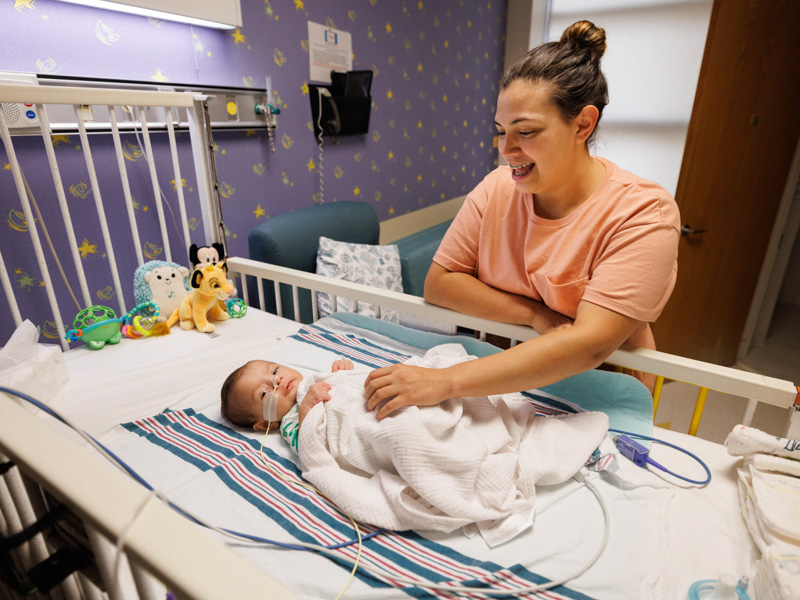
[510,162,535,180]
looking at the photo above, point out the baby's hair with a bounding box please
[220,362,256,427]
[500,20,609,144]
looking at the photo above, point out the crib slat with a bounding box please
[137,107,172,264]
[311,287,319,321]
[129,560,166,600]
[165,108,191,260]
[0,249,22,328]
[292,286,300,322]
[271,280,280,316]
[0,108,69,351]
[652,375,665,418]
[38,103,93,305]
[742,398,758,427]
[688,387,709,436]
[108,106,145,267]
[74,104,127,316]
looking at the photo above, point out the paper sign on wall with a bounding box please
[308,21,352,84]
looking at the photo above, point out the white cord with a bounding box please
[316,91,325,203]
[112,488,166,599]
[21,393,610,596]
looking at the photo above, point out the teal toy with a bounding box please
[65,305,123,349]
[226,297,247,318]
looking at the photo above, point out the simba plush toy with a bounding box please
[133,261,191,322]
[166,263,233,333]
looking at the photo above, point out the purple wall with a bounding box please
[0,0,507,344]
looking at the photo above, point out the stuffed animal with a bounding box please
[133,261,191,322]
[189,242,237,298]
[166,263,233,333]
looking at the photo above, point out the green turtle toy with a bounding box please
[65,305,123,349]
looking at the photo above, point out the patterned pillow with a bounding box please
[316,236,403,322]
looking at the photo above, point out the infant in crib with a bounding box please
[220,356,354,454]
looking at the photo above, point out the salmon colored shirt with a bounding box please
[433,157,681,353]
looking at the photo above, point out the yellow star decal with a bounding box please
[51,134,70,146]
[387,89,393,100]
[418,1,424,9]
[353,185,361,196]
[77,238,98,259]
[301,82,309,95]
[3,163,10,171]
[151,68,168,82]
[417,63,423,72]
[14,0,35,9]
[294,0,304,10]
[232,29,245,45]
[253,204,265,219]
[389,206,395,215]
[386,22,392,34]
[306,158,316,171]
[417,120,423,129]
[444,40,449,49]
[387,150,394,160]
[443,94,448,102]
[417,174,423,182]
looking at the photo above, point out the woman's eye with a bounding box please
[495,131,505,137]
[520,130,538,137]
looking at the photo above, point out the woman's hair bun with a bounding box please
[560,20,606,60]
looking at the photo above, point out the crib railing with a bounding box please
[228,256,800,438]
[0,83,221,352]
[0,396,300,600]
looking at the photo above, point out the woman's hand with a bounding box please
[530,303,574,335]
[299,381,332,424]
[331,357,354,372]
[364,364,454,420]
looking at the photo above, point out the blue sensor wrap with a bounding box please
[614,435,649,468]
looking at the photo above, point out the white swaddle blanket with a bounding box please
[298,344,609,546]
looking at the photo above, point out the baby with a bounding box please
[220,356,354,454]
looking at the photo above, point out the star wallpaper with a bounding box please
[0,0,507,343]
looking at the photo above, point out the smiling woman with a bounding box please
[364,20,681,419]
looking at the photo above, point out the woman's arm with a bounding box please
[424,262,573,334]
[364,300,640,419]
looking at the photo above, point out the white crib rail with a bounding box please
[0,83,219,352]
[0,397,300,600]
[228,256,799,421]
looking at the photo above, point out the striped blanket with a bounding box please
[120,324,599,599]
[123,408,594,600]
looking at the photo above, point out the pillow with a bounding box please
[316,236,403,322]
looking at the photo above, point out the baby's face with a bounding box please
[235,361,303,429]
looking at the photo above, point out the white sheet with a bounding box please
[42,310,760,600]
[299,344,609,546]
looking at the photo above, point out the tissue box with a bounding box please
[0,320,68,409]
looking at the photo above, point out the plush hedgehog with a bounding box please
[133,261,191,322]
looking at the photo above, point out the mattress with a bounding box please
[43,309,757,600]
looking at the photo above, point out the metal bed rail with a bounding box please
[0,83,220,352]
[0,397,299,600]
[228,256,800,438]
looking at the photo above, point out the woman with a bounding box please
[365,21,680,420]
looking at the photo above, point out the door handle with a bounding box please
[681,225,707,237]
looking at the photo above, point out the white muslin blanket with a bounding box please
[298,344,609,546]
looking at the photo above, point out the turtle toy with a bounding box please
[65,305,123,349]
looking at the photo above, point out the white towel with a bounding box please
[751,542,800,600]
[298,344,609,546]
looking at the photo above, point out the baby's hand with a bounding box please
[298,381,332,424]
[331,357,354,372]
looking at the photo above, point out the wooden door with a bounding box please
[653,0,800,365]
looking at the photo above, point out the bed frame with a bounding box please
[1,83,798,599]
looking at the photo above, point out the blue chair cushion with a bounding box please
[394,220,452,297]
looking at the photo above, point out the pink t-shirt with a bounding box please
[433,157,680,351]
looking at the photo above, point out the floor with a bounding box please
[653,303,800,444]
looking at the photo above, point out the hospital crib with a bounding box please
[0,83,798,599]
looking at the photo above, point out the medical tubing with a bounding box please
[0,386,379,551]
[1,386,610,595]
[609,428,712,485]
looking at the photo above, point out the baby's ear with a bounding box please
[253,420,271,432]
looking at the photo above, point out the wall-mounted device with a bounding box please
[0,72,41,135]
[309,70,372,137]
